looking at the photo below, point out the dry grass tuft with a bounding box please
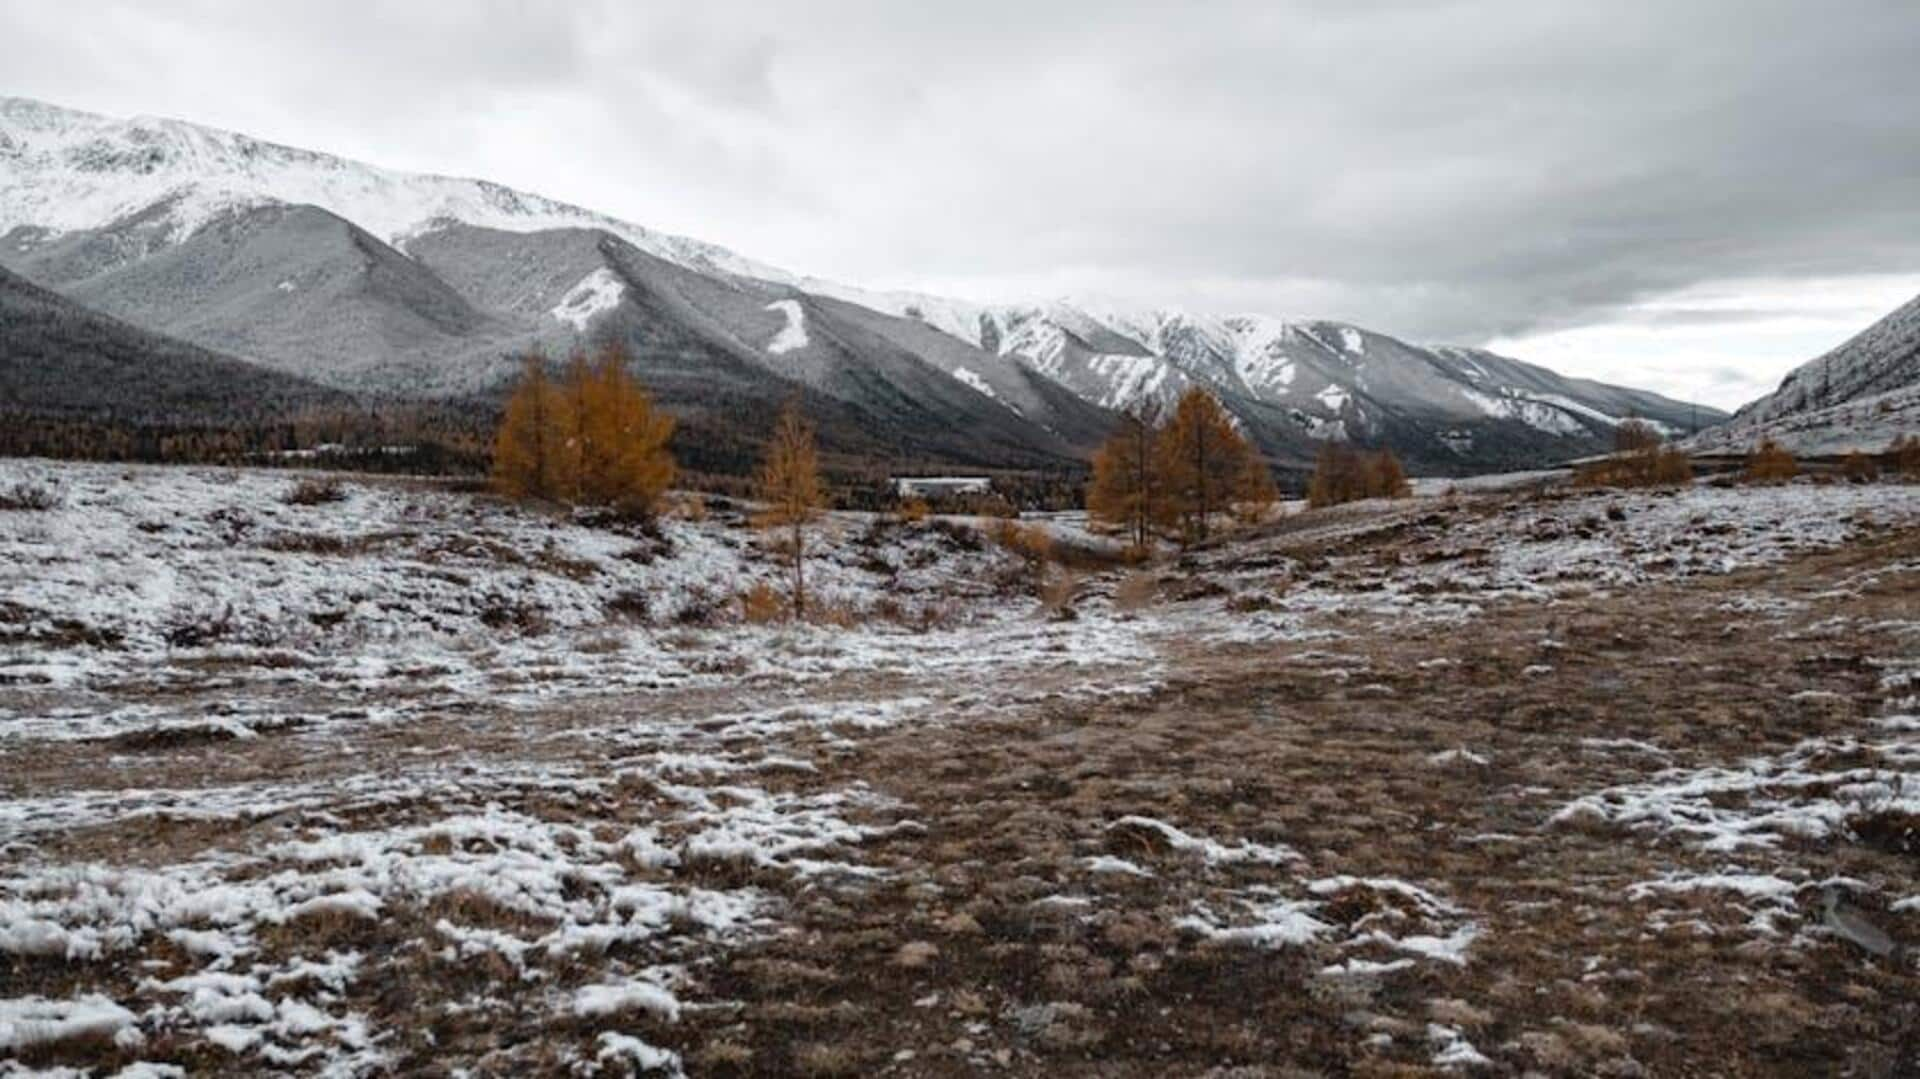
[0,480,63,511]
[1742,438,1800,484]
[740,581,787,624]
[283,475,347,505]
[1112,569,1160,612]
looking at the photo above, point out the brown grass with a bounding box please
[740,581,787,624]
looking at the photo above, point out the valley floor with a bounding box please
[1,461,1917,1076]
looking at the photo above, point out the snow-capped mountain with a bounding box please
[1688,291,1920,456]
[0,96,1111,467]
[0,94,1721,472]
[0,95,782,281]
[953,303,1716,468]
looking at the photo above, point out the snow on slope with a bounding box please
[969,303,1710,454]
[0,96,787,281]
[1690,290,1920,455]
[762,299,809,355]
[549,267,625,332]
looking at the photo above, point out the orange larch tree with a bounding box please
[568,345,675,514]
[1153,388,1273,543]
[493,353,572,500]
[756,399,826,617]
[1086,409,1160,548]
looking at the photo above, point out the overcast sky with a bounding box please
[6,0,1918,408]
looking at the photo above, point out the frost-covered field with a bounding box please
[3,460,1918,1076]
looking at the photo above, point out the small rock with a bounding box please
[894,940,940,968]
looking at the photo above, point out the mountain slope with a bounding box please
[0,98,1110,468]
[0,264,345,422]
[963,305,1720,470]
[11,202,522,394]
[404,222,1107,465]
[1688,292,1920,456]
[0,94,1723,474]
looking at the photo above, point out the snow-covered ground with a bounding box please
[2,459,1917,1074]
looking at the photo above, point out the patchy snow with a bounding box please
[764,298,809,354]
[1428,1023,1491,1069]
[949,365,996,400]
[1553,734,1918,852]
[0,994,142,1053]
[573,978,680,1021]
[1,458,1915,1069]
[1084,855,1154,878]
[550,267,625,331]
[1459,388,1590,436]
[1107,815,1301,866]
[595,1030,681,1073]
[1177,897,1329,947]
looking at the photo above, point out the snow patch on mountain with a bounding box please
[764,299,808,355]
[550,268,624,332]
[1085,354,1181,411]
[1460,389,1588,436]
[950,366,995,399]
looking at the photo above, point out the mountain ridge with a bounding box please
[1,94,1725,473]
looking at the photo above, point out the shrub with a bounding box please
[896,497,930,523]
[990,519,1054,563]
[0,481,60,511]
[1039,568,1080,619]
[740,581,787,624]
[1742,438,1799,484]
[1112,569,1160,611]
[1841,451,1879,484]
[806,601,860,629]
[1574,445,1692,489]
[606,589,652,623]
[1890,434,1920,478]
[283,475,346,505]
[673,492,709,521]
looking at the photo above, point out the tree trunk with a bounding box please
[1194,428,1210,542]
[790,518,806,618]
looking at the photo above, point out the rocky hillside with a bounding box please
[1689,290,1920,455]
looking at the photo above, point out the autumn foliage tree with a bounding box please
[756,399,826,618]
[491,347,675,514]
[566,347,675,511]
[492,354,574,500]
[1086,409,1160,548]
[1152,388,1275,543]
[1742,438,1799,485]
[1306,442,1412,508]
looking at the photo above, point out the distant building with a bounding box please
[893,476,992,498]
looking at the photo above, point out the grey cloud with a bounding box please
[3,0,1916,354]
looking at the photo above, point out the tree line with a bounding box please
[1085,385,1415,545]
